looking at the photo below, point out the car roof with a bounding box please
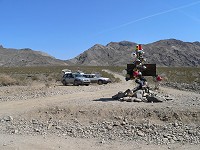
[83,73,96,75]
[62,69,72,74]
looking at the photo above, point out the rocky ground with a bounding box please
[0,71,199,150]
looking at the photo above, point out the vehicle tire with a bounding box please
[98,80,103,85]
[74,80,79,86]
[85,84,90,86]
[62,80,67,86]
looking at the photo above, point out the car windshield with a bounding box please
[74,74,84,78]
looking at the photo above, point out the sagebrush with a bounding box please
[0,66,199,86]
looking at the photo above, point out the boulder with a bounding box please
[134,98,143,102]
[123,97,134,102]
[3,116,13,122]
[147,96,165,103]
[112,91,125,100]
[124,89,134,97]
[136,90,144,99]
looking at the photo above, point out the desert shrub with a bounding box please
[31,76,39,81]
[0,74,19,86]
[157,67,200,84]
[49,72,62,82]
[0,66,198,85]
[96,70,120,83]
[47,77,53,81]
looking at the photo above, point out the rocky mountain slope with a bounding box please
[67,39,200,66]
[1,39,200,67]
[0,45,68,67]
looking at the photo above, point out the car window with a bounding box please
[65,73,73,78]
[83,74,95,78]
[63,74,67,78]
[70,74,74,78]
[72,74,77,77]
[76,74,84,77]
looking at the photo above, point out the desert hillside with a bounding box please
[1,39,200,67]
[67,39,200,66]
[0,45,68,66]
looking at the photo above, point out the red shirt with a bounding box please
[133,71,139,77]
[156,76,162,81]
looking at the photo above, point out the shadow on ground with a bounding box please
[93,98,115,102]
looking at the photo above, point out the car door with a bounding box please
[66,73,75,84]
[90,75,97,83]
[82,74,96,83]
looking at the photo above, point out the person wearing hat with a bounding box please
[133,72,148,93]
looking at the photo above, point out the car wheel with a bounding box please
[74,80,79,86]
[98,80,103,85]
[62,80,67,86]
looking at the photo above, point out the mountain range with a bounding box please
[0,45,67,67]
[1,39,200,67]
[67,39,200,66]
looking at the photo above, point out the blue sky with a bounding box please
[0,0,200,60]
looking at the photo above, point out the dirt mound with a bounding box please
[1,106,200,146]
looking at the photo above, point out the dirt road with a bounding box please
[0,71,199,150]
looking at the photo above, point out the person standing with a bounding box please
[133,72,148,93]
[154,75,163,90]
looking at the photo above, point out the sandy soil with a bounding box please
[1,134,200,150]
[0,71,199,150]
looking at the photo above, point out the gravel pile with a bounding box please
[0,115,199,145]
[112,89,175,103]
